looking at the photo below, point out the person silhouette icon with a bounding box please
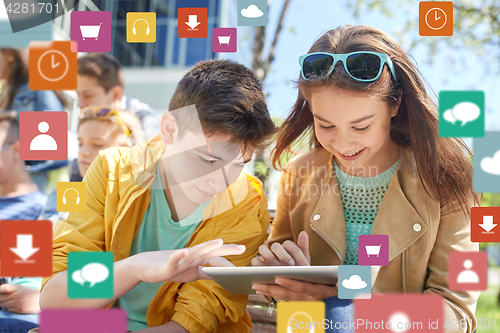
[30,121,57,151]
[457,259,479,283]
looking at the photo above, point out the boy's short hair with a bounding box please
[0,110,19,144]
[77,53,124,92]
[168,59,276,152]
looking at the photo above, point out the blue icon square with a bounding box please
[338,265,371,299]
[237,0,267,26]
[473,132,500,193]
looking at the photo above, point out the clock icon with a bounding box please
[425,7,447,30]
[37,50,69,82]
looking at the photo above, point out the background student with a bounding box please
[0,48,69,194]
[0,111,47,333]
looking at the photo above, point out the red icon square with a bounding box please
[0,220,53,277]
[449,251,487,291]
[178,8,208,38]
[354,294,444,332]
[29,41,77,90]
[471,207,500,242]
[19,111,68,161]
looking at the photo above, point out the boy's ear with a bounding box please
[11,141,21,160]
[110,85,124,103]
[160,113,178,145]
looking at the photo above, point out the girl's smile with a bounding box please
[310,87,400,177]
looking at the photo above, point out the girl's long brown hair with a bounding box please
[272,25,481,217]
[0,48,68,110]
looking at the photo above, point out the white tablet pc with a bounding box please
[202,265,339,295]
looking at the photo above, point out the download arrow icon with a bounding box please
[479,216,497,234]
[186,15,200,30]
[10,234,39,262]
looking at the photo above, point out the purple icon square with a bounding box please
[40,308,127,333]
[213,28,237,53]
[358,234,389,266]
[71,11,112,52]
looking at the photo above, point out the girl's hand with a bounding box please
[132,239,245,283]
[251,231,338,301]
[251,231,311,267]
[252,280,338,301]
[0,284,41,314]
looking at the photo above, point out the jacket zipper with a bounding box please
[309,223,343,265]
[401,249,406,292]
[111,176,153,229]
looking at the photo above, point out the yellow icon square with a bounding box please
[57,182,86,212]
[278,302,325,333]
[127,12,156,43]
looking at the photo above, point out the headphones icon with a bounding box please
[287,311,316,333]
[132,18,150,35]
[63,188,80,205]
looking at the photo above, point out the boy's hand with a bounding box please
[0,284,41,314]
[132,239,245,283]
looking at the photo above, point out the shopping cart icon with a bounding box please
[365,244,382,257]
[218,35,231,45]
[80,23,103,40]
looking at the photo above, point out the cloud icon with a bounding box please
[481,150,500,176]
[342,274,368,289]
[241,4,264,18]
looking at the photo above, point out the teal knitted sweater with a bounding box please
[333,159,399,265]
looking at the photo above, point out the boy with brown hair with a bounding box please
[76,53,158,136]
[39,59,276,333]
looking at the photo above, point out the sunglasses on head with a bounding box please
[80,106,131,137]
[298,51,398,83]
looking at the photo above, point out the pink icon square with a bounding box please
[449,251,487,291]
[19,111,68,161]
[358,234,389,266]
[40,309,127,333]
[213,28,237,53]
[71,11,111,52]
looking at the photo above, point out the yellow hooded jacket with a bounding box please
[41,136,271,333]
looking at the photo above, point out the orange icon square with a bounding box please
[0,220,53,277]
[29,41,77,90]
[178,8,208,38]
[419,1,453,36]
[471,207,500,242]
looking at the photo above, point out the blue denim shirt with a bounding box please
[10,82,65,114]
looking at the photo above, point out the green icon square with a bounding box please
[67,252,113,299]
[439,90,485,138]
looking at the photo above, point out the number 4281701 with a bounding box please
[444,319,496,330]
[6,2,61,14]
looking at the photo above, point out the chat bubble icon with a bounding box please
[72,270,85,286]
[451,102,480,126]
[443,109,457,125]
[81,263,109,287]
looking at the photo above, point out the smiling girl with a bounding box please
[252,25,481,333]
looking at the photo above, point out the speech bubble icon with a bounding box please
[451,102,480,126]
[72,270,85,286]
[443,109,457,124]
[81,263,109,287]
